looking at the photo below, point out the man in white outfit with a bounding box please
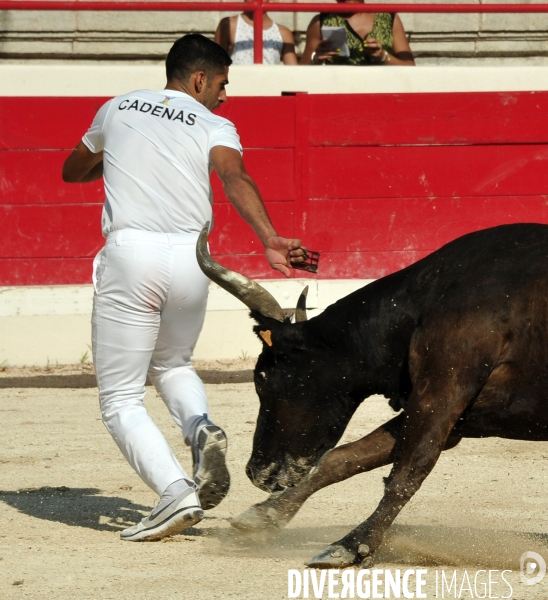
[62,34,305,542]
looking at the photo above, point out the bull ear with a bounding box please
[253,314,307,352]
[259,330,273,347]
[252,313,282,347]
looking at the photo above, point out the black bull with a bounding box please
[197,222,548,568]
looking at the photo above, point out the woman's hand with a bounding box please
[362,37,387,63]
[312,38,340,64]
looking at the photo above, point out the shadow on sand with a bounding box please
[0,486,151,532]
[3,487,548,568]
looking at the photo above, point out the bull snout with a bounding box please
[246,456,315,493]
[246,462,285,493]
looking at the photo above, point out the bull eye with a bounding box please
[257,371,267,382]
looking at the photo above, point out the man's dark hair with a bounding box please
[166,34,232,82]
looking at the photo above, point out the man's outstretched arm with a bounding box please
[210,145,305,277]
[62,141,104,183]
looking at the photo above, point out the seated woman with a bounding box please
[300,0,415,66]
[215,9,298,65]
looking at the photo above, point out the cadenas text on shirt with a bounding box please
[118,98,197,125]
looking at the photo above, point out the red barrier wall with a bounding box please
[2,91,548,285]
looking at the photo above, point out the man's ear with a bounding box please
[193,71,207,94]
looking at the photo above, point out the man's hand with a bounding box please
[265,236,307,278]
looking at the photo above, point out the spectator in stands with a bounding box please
[214,7,298,65]
[300,0,415,66]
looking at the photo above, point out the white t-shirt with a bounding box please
[82,89,242,236]
[231,15,284,65]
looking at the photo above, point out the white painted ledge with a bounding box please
[0,280,373,366]
[3,64,548,97]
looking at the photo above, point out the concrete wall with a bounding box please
[2,1,548,65]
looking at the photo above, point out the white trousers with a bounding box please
[92,229,210,496]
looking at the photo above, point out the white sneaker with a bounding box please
[120,488,203,542]
[192,419,230,510]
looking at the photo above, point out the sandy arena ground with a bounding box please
[1,376,548,599]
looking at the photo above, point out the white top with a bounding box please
[231,15,284,65]
[82,89,242,236]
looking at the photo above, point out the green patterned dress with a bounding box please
[320,12,394,65]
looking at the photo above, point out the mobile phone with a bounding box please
[320,26,350,57]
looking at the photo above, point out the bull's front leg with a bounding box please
[231,414,404,531]
[307,386,470,569]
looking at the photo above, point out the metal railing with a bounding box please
[2,0,548,63]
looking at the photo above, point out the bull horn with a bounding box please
[295,286,309,322]
[196,223,285,322]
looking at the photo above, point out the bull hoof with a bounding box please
[360,554,376,568]
[306,545,357,569]
[230,504,287,531]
